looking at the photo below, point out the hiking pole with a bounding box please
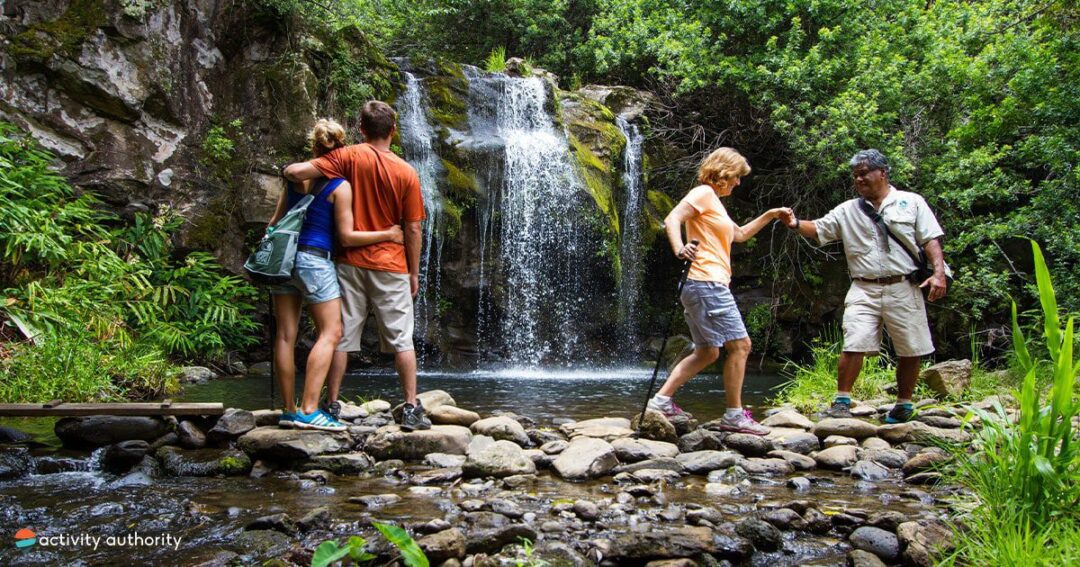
[636,239,698,430]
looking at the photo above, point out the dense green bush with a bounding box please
[0,123,260,401]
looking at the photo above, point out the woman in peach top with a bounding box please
[647,147,790,435]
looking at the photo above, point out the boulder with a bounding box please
[902,450,950,476]
[861,437,891,450]
[761,410,814,430]
[850,460,891,481]
[425,453,467,468]
[102,440,151,474]
[814,445,859,470]
[463,437,536,478]
[359,400,392,415]
[678,429,726,452]
[920,359,972,398]
[631,410,679,443]
[735,518,783,551]
[208,409,257,441]
[877,422,970,445]
[417,528,466,563]
[430,405,481,426]
[604,526,716,560]
[0,448,33,480]
[849,526,899,561]
[762,508,805,530]
[365,425,472,460]
[251,410,283,427]
[237,427,352,460]
[767,450,816,470]
[180,366,215,384]
[738,457,794,476]
[897,520,953,567]
[724,433,773,457]
[559,417,635,441]
[157,446,252,476]
[177,421,207,449]
[302,453,374,474]
[848,549,888,567]
[470,416,530,446]
[553,437,619,480]
[0,426,33,444]
[859,448,909,469]
[527,428,565,446]
[611,438,680,462]
[676,451,740,474]
[766,428,821,454]
[811,418,879,440]
[55,416,169,449]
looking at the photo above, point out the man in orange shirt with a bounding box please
[284,101,430,431]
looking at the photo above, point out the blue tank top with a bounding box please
[286,178,343,251]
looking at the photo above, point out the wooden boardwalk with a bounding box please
[0,399,224,417]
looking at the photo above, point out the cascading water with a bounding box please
[616,117,645,355]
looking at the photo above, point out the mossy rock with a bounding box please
[440,159,479,201]
[7,0,106,64]
[423,60,470,131]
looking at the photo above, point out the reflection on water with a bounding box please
[182,369,790,424]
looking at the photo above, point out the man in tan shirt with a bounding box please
[785,149,948,423]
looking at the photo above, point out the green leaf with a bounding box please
[373,521,429,567]
[311,540,350,567]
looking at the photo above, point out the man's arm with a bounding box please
[404,220,422,298]
[283,161,323,183]
[921,237,947,302]
[785,214,820,240]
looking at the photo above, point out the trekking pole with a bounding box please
[268,292,276,410]
[636,239,698,430]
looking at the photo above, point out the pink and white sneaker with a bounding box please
[718,409,771,435]
[646,397,686,417]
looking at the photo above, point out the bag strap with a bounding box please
[857,198,924,269]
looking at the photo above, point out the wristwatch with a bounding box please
[790,218,801,230]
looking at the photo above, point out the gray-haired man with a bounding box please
[783,150,948,423]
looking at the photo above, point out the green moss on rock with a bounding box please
[8,0,106,63]
[440,159,479,201]
[425,71,469,131]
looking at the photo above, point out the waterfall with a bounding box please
[616,117,645,356]
[396,72,443,356]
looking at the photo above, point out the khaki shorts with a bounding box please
[843,279,934,357]
[336,264,414,353]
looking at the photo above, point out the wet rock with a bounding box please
[489,499,523,518]
[916,415,963,428]
[157,446,252,476]
[237,427,352,460]
[622,468,682,483]
[539,440,569,455]
[644,560,695,567]
[787,477,812,491]
[470,416,530,446]
[559,417,634,441]
[177,421,207,449]
[412,467,463,485]
[463,437,537,478]
[686,506,723,525]
[667,413,698,436]
[802,508,831,533]
[712,532,755,560]
[416,519,453,534]
[767,450,816,471]
[527,428,565,446]
[762,410,814,430]
[231,530,292,558]
[763,508,805,530]
[245,513,297,535]
[859,448,908,469]
[613,457,684,474]
[921,359,972,398]
[523,448,552,468]
[766,428,821,454]
[102,440,151,474]
[832,513,866,533]
[902,450,950,475]
[861,437,891,450]
[0,448,32,480]
[391,391,456,420]
[735,518,782,551]
[812,418,878,440]
[365,425,471,460]
[849,526,899,561]
[624,484,655,497]
[675,450,740,474]
[0,426,34,443]
[208,408,257,441]
[303,453,374,474]
[297,506,331,532]
[553,437,618,480]
[604,526,716,560]
[418,528,467,562]
[247,362,272,377]
[724,433,773,457]
[359,400,392,415]
[677,429,726,452]
[150,432,180,450]
[573,500,600,520]
[502,474,537,489]
[349,493,401,508]
[897,520,953,567]
[851,404,880,417]
[814,445,859,470]
[180,366,215,384]
[824,435,858,448]
[848,549,887,567]
[55,416,169,449]
[612,438,680,462]
[249,460,274,478]
[465,523,538,555]
[426,453,468,468]
[632,410,679,443]
[108,471,154,488]
[738,457,793,475]
[904,472,943,485]
[867,511,906,532]
[850,459,891,481]
[877,421,970,445]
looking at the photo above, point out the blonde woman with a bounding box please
[268,119,403,431]
[647,147,790,435]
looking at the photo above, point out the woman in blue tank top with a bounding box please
[266,119,403,431]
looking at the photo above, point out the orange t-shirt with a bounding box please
[310,143,426,274]
[682,185,735,284]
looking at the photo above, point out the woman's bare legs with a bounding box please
[299,298,344,415]
[272,294,302,414]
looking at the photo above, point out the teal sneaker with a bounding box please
[884,403,915,424]
[278,411,296,428]
[294,409,347,432]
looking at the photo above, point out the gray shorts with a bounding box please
[336,264,414,353]
[681,280,748,347]
[268,251,341,305]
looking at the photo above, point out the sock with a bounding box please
[724,407,743,420]
[895,399,913,408]
[834,392,851,404]
[652,394,671,403]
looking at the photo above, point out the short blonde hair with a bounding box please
[309,118,347,157]
[697,147,751,187]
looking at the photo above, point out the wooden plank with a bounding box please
[43,399,64,408]
[0,403,225,417]
[160,398,173,408]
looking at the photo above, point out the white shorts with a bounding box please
[842,280,934,357]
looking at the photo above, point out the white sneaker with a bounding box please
[718,409,770,435]
[646,397,685,417]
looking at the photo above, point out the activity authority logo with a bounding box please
[15,528,37,549]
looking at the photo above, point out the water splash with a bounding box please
[616,117,645,356]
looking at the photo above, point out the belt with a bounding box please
[853,275,906,285]
[297,245,332,260]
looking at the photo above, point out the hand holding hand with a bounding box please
[920,273,948,302]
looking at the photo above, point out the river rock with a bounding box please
[612,438,680,462]
[604,526,716,560]
[904,472,943,485]
[762,410,814,430]
[676,450,740,474]
[208,409,256,441]
[232,530,292,558]
[850,460,890,481]
[739,457,794,475]
[247,362,272,377]
[724,433,773,457]
[302,453,374,474]
[426,453,467,468]
[631,410,679,443]
[877,421,970,445]
[349,494,401,508]
[916,415,963,428]
[0,426,33,444]
[553,437,618,480]
[902,450,950,476]
[0,448,32,480]
[814,445,859,470]
[470,416,530,446]
[464,523,538,555]
[849,526,899,561]
[678,429,724,453]
[612,457,684,474]
[157,446,252,476]
[624,468,683,483]
[848,549,888,567]
[418,528,466,562]
[861,437,891,450]
[416,390,456,410]
[245,513,297,535]
[851,404,880,417]
[463,438,536,478]
[237,427,352,460]
[767,450,816,470]
[897,520,952,567]
[766,428,821,454]
[102,440,151,474]
[365,425,472,460]
[527,428,565,446]
[667,413,699,436]
[801,508,831,533]
[920,359,972,397]
[812,418,879,440]
[763,508,805,530]
[173,420,205,449]
[180,366,215,384]
[735,518,783,551]
[559,417,634,441]
[430,405,481,426]
[787,477,811,491]
[859,448,909,469]
[867,511,907,532]
[411,466,462,485]
[55,416,169,449]
[824,435,858,448]
[573,499,600,520]
[539,440,569,455]
[250,410,282,427]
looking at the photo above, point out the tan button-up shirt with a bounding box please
[815,187,944,280]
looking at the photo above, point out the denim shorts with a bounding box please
[681,279,748,347]
[269,251,341,305]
